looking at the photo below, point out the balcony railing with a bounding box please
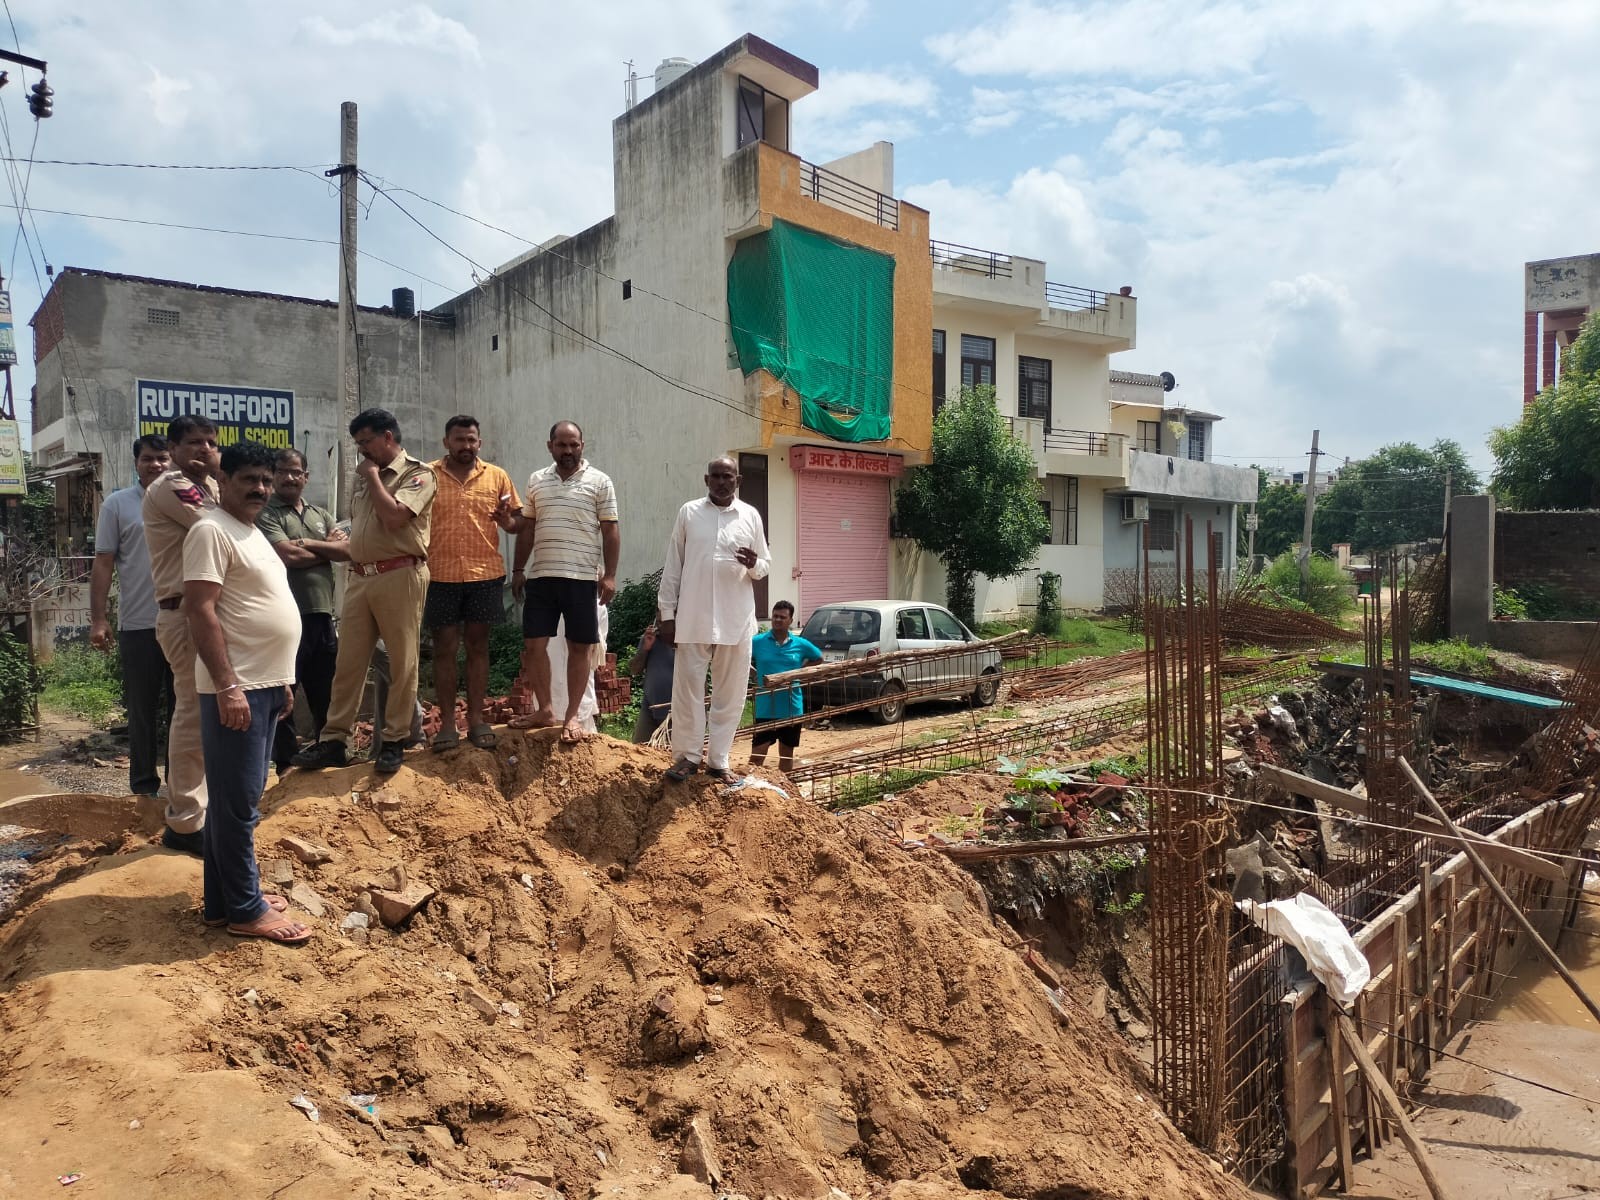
[797,159,899,230]
[1044,428,1125,456]
[1044,281,1108,312]
[929,239,1013,279]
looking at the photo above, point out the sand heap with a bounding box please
[0,733,1252,1200]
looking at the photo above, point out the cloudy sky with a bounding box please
[8,0,1598,474]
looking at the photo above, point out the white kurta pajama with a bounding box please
[658,496,771,770]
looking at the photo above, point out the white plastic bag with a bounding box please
[1239,892,1370,1004]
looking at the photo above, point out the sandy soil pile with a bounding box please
[0,733,1252,1200]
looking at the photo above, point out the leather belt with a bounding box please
[350,554,422,578]
[158,597,182,611]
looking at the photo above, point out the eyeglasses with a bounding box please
[277,469,307,479]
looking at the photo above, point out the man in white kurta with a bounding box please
[657,457,771,779]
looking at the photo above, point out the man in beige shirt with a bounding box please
[142,415,221,854]
[184,440,308,944]
[294,408,436,775]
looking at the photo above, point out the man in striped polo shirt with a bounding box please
[509,421,619,743]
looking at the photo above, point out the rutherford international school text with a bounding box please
[137,381,296,449]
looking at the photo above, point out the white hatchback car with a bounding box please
[797,600,1003,723]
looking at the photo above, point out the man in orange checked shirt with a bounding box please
[425,415,520,750]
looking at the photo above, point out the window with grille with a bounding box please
[1137,420,1160,452]
[1018,356,1052,425]
[1148,506,1175,551]
[932,329,946,414]
[146,307,180,327]
[1041,474,1079,545]
[959,334,995,391]
[1187,418,1207,461]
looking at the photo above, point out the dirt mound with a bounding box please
[0,733,1251,1200]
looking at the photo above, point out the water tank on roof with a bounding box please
[654,57,694,94]
[392,287,415,319]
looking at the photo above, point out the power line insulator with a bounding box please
[27,78,52,119]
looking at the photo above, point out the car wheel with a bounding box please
[973,668,1000,707]
[873,679,907,724]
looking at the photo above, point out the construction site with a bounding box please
[1,521,1597,1200]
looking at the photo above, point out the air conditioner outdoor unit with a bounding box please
[1120,496,1150,523]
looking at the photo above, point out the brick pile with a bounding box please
[594,653,631,715]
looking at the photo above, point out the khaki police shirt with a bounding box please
[142,468,220,601]
[349,450,436,564]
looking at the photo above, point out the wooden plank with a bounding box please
[1256,764,1567,884]
[1320,991,1355,1192]
[1335,1012,1452,1200]
[1355,990,1382,1151]
[1420,860,1435,1071]
[1443,872,1458,1037]
[1401,758,1600,1030]
[932,831,1150,862]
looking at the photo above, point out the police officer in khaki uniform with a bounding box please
[293,408,435,775]
[142,415,221,854]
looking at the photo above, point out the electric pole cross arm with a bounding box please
[0,50,53,118]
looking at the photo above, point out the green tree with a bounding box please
[1246,472,1307,560]
[1491,312,1600,508]
[1312,441,1478,552]
[896,387,1049,625]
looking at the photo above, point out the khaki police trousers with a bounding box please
[155,607,208,833]
[322,562,428,747]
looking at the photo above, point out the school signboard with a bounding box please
[0,291,16,366]
[136,379,296,450]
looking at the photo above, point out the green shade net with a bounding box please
[727,218,896,443]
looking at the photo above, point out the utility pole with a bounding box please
[1441,468,1452,540]
[1298,429,1321,600]
[329,101,359,519]
[1246,503,1257,566]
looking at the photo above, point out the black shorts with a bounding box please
[522,576,601,644]
[751,716,801,750]
[424,578,505,628]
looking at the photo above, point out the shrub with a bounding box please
[487,623,525,695]
[1259,551,1353,618]
[1493,585,1529,620]
[40,643,122,725]
[607,569,662,657]
[0,633,39,732]
[1032,571,1062,636]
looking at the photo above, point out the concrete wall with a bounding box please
[1486,620,1595,669]
[820,141,892,194]
[32,270,454,507]
[1493,510,1600,602]
[1526,253,1600,312]
[1124,448,1258,503]
[1448,494,1496,643]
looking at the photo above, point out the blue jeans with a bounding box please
[199,687,285,925]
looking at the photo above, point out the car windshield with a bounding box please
[800,607,881,650]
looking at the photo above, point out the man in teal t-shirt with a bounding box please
[748,599,823,774]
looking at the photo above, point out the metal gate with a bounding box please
[796,470,889,619]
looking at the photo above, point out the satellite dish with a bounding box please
[1159,371,1177,392]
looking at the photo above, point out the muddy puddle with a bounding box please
[1484,875,1600,1027]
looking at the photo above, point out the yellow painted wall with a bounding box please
[753,141,933,463]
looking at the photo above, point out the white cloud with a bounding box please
[299,5,481,58]
[793,66,939,158]
[910,1,1600,470]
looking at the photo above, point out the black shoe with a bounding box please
[374,741,404,774]
[161,826,204,857]
[291,740,348,770]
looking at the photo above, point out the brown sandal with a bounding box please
[204,893,288,927]
[227,911,312,945]
[664,759,698,783]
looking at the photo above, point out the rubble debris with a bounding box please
[286,882,326,919]
[677,1118,723,1188]
[276,835,335,866]
[368,883,437,928]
